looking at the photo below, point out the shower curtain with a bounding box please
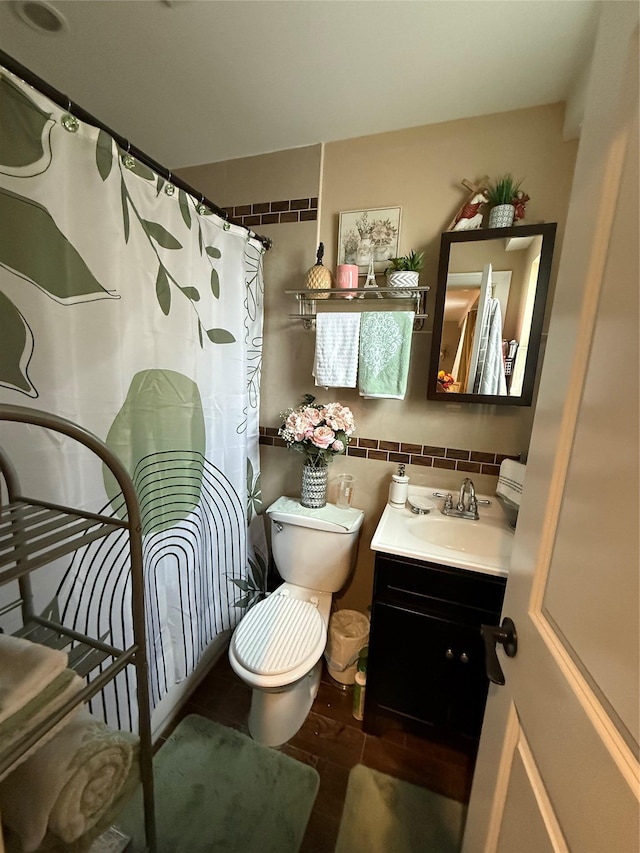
[0,67,267,730]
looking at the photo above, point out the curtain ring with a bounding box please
[61,99,79,133]
[164,170,175,195]
[197,195,207,215]
[122,140,135,169]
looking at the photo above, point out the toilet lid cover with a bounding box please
[232,594,326,676]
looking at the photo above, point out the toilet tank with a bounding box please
[266,497,364,593]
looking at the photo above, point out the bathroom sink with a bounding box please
[371,485,513,576]
[407,514,511,559]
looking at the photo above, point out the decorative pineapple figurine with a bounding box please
[305,243,333,298]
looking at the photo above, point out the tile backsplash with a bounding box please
[225,197,318,228]
[259,428,518,477]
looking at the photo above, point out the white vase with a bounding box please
[373,245,391,262]
[386,270,419,298]
[355,238,373,266]
[488,204,515,228]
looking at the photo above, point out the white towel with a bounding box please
[0,634,67,725]
[496,459,526,507]
[313,313,361,388]
[476,298,507,395]
[0,709,138,852]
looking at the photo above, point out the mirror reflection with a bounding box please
[428,224,556,406]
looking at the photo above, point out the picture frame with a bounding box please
[337,206,402,275]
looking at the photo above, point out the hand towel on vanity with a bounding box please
[496,459,526,507]
[313,312,361,388]
[0,708,138,852]
[0,634,67,725]
[496,459,526,528]
[358,312,414,400]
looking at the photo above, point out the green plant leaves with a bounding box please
[0,186,115,302]
[141,220,182,250]
[95,130,113,181]
[210,268,220,298]
[206,248,222,297]
[178,189,191,230]
[246,459,262,522]
[0,75,51,169]
[179,286,200,301]
[155,267,171,315]
[120,179,130,243]
[0,291,36,396]
[120,153,155,182]
[206,328,236,344]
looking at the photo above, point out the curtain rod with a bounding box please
[0,48,272,251]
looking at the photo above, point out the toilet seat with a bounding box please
[231,594,326,677]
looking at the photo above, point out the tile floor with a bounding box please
[161,651,477,853]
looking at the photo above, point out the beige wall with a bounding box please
[177,104,578,613]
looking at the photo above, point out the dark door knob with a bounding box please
[481,617,518,685]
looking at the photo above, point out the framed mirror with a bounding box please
[427,223,556,406]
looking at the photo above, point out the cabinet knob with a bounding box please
[460,652,469,664]
[445,648,454,659]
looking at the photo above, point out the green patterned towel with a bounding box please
[358,312,414,399]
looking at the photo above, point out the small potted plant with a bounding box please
[486,174,524,228]
[385,250,424,298]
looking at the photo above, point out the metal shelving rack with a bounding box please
[286,285,430,330]
[0,404,156,853]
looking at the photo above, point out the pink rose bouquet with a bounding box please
[279,395,355,467]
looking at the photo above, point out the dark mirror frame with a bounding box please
[427,222,557,407]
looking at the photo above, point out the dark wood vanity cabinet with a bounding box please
[363,552,506,743]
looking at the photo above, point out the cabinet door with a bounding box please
[446,620,491,740]
[368,601,491,739]
[367,601,457,729]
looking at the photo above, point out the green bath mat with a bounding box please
[116,714,319,853]
[335,764,466,853]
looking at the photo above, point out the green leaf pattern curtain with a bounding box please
[0,68,266,729]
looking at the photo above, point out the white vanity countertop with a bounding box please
[370,484,512,578]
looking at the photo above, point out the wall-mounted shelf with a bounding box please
[286,285,430,330]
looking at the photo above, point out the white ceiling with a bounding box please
[0,0,600,170]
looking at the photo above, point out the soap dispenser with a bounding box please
[389,463,409,508]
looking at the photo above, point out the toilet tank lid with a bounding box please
[266,496,364,533]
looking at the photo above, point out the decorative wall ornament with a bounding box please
[338,206,401,274]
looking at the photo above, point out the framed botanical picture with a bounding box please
[337,206,402,274]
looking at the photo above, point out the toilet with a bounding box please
[228,496,364,747]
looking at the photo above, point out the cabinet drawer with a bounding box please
[374,552,505,619]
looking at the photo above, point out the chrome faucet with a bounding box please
[433,478,491,520]
[457,477,475,513]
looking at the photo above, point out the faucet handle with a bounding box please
[433,492,453,510]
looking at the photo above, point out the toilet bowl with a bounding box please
[228,496,364,747]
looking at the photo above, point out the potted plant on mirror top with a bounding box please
[385,250,424,298]
[486,174,526,228]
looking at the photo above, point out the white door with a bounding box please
[463,6,639,852]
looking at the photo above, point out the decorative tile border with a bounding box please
[224,197,318,228]
[259,428,519,477]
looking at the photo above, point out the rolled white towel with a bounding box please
[0,634,67,725]
[496,459,526,507]
[0,709,138,852]
[0,669,85,783]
